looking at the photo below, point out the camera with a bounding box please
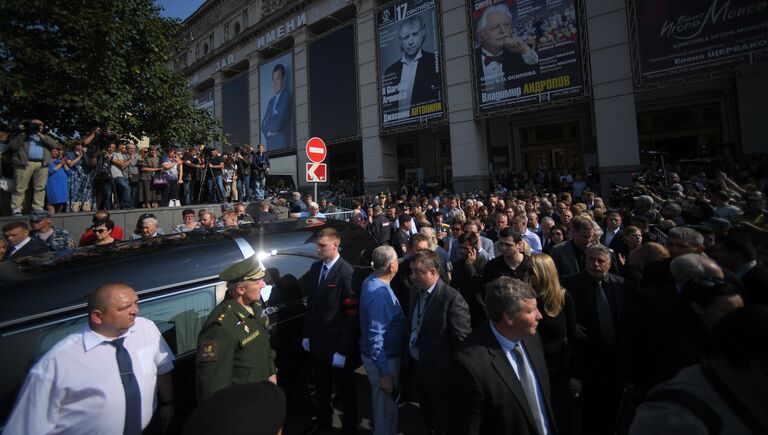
[202,147,216,159]
[88,128,118,152]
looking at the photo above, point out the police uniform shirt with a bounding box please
[196,297,277,400]
[4,318,174,434]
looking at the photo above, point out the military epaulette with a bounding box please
[214,304,233,324]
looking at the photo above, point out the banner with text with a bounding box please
[377,0,445,129]
[470,0,584,113]
[636,0,768,82]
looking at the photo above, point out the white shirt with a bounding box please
[604,227,621,248]
[4,317,174,435]
[398,50,423,113]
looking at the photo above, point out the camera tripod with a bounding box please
[197,159,224,204]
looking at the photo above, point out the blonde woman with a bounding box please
[530,253,578,435]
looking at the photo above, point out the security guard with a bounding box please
[196,255,277,400]
[371,205,391,246]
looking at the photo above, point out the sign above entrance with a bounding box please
[305,137,327,163]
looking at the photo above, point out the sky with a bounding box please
[156,0,207,20]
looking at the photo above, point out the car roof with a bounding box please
[0,219,376,329]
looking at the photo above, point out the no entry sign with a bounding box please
[306,137,327,163]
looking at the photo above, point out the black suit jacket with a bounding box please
[3,238,48,260]
[301,257,359,363]
[600,228,627,256]
[405,279,471,388]
[474,47,537,95]
[741,263,768,306]
[384,50,441,109]
[562,271,635,379]
[448,323,556,435]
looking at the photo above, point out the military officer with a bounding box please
[196,255,277,401]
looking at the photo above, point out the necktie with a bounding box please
[484,54,502,66]
[595,281,617,345]
[110,338,142,435]
[512,345,547,435]
[318,264,329,286]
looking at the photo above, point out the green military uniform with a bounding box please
[196,256,277,401]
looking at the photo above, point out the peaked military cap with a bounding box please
[219,255,266,282]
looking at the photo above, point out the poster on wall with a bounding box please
[635,0,768,83]
[377,0,444,129]
[259,52,295,151]
[470,0,584,113]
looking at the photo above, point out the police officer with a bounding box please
[196,255,277,401]
[371,205,391,246]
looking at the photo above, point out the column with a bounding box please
[294,27,312,190]
[247,52,263,147]
[586,0,640,195]
[212,71,225,150]
[358,0,398,194]
[441,0,489,193]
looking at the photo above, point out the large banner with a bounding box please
[377,0,444,129]
[470,0,584,113]
[636,0,768,82]
[260,52,294,151]
[309,25,359,141]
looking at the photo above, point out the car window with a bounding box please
[138,286,217,355]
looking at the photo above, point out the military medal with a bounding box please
[244,324,250,333]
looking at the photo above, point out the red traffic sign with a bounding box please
[306,137,327,163]
[306,162,327,183]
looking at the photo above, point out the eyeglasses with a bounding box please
[94,228,109,234]
[452,227,462,232]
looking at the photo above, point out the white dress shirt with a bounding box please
[398,50,423,113]
[5,317,174,434]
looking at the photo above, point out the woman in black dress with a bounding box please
[530,253,579,435]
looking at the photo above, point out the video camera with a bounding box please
[201,147,216,159]
[88,128,118,152]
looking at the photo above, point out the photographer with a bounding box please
[7,119,58,215]
[235,145,253,202]
[251,143,269,200]
[203,147,225,203]
[181,147,202,205]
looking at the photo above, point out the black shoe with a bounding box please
[303,418,331,435]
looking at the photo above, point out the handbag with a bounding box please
[152,172,168,187]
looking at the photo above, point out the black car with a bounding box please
[0,220,376,431]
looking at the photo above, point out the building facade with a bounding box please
[175,0,768,194]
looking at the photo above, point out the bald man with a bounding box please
[5,284,175,434]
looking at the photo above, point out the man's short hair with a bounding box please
[499,227,523,243]
[476,4,513,39]
[682,276,740,308]
[457,231,479,248]
[2,221,28,233]
[411,249,439,271]
[484,277,537,322]
[182,208,195,216]
[142,217,159,227]
[408,233,430,249]
[668,227,704,247]
[317,227,340,242]
[372,245,397,274]
[95,219,115,231]
[570,216,593,232]
[541,216,555,226]
[272,63,286,79]
[585,243,612,258]
[670,253,722,286]
[400,15,426,34]
[87,283,131,313]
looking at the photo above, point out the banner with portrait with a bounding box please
[377,0,445,129]
[470,0,584,113]
[259,52,295,151]
[635,0,768,83]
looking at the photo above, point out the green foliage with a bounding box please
[0,0,219,146]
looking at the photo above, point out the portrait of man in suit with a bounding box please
[448,276,555,435]
[261,62,293,150]
[474,4,539,95]
[382,14,441,118]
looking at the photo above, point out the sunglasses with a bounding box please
[94,228,109,234]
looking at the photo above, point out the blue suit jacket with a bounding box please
[261,87,292,149]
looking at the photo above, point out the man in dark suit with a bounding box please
[3,221,48,260]
[301,228,359,435]
[405,250,471,434]
[474,4,539,98]
[710,236,768,306]
[600,211,626,256]
[549,216,594,279]
[562,244,636,435]
[448,277,555,435]
[261,63,292,149]
[382,15,441,115]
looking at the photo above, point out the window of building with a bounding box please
[203,43,209,55]
[242,9,248,28]
[234,21,241,35]
[225,22,230,40]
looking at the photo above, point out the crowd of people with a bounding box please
[1,120,272,216]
